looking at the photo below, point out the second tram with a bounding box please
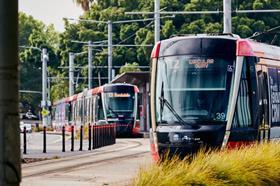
[149,34,280,160]
[52,83,139,136]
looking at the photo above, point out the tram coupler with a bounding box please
[62,126,65,152]
[23,126,27,154]
[79,125,83,151]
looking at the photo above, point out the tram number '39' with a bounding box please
[215,113,225,120]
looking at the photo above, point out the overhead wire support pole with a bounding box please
[42,48,48,127]
[69,52,75,96]
[88,41,93,89]
[66,16,172,83]
[108,20,113,83]
[223,0,232,33]
[155,0,160,43]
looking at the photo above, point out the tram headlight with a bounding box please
[173,134,180,141]
[169,133,181,143]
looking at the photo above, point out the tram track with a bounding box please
[22,139,149,178]
[23,139,141,169]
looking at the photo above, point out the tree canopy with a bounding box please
[19,0,280,111]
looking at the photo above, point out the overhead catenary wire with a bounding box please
[248,25,280,39]
[58,66,150,69]
[116,21,154,45]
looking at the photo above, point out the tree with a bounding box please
[73,0,96,11]
[19,12,61,112]
[62,0,280,94]
[119,62,141,74]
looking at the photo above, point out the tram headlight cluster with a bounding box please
[169,132,201,143]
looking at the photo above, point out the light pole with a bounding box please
[19,46,50,126]
[41,48,49,127]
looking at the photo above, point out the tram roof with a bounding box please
[152,34,280,61]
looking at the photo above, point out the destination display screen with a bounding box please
[188,58,214,69]
[107,93,131,98]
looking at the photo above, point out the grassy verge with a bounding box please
[133,142,280,186]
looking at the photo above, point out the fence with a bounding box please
[22,124,116,154]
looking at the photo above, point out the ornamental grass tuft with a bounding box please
[133,142,280,186]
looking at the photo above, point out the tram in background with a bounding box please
[149,34,280,160]
[52,83,140,136]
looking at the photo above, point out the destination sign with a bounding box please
[107,93,131,98]
[189,58,214,69]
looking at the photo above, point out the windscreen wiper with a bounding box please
[159,96,198,128]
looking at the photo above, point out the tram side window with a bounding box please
[232,60,252,128]
[78,100,83,122]
[72,101,76,123]
[52,107,56,122]
[65,103,69,122]
[91,96,95,123]
[96,95,105,121]
[86,98,90,123]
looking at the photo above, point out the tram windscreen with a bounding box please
[156,55,234,125]
[103,92,135,119]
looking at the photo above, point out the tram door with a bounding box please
[230,57,259,142]
[257,65,270,142]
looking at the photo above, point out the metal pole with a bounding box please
[88,124,91,150]
[108,21,113,83]
[0,0,21,184]
[43,126,46,153]
[23,127,27,154]
[79,125,83,151]
[71,125,74,151]
[62,126,65,152]
[47,77,51,101]
[88,41,93,89]
[98,71,101,86]
[42,48,48,127]
[154,0,160,43]
[223,0,232,33]
[69,52,75,96]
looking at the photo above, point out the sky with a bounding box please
[19,0,84,32]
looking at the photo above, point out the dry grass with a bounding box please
[133,142,280,186]
[75,125,89,140]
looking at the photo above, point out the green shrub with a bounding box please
[133,142,280,186]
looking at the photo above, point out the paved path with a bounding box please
[21,138,152,186]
